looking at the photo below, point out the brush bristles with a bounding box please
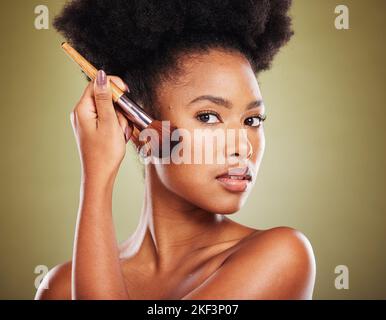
[131,120,179,159]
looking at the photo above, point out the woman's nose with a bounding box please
[225,128,253,164]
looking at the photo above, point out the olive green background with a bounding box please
[0,0,385,299]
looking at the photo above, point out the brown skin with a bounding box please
[35,49,316,300]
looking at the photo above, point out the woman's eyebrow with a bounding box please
[187,95,263,110]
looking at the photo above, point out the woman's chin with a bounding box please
[202,196,248,215]
[190,182,253,214]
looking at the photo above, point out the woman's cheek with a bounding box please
[154,163,204,195]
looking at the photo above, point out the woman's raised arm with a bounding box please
[36,70,133,300]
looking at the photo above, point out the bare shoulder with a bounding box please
[182,226,316,300]
[34,261,72,300]
[231,226,316,298]
[238,226,315,262]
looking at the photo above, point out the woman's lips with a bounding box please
[216,176,251,192]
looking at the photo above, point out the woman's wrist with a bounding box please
[79,173,116,210]
[81,169,117,190]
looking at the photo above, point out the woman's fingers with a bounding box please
[110,76,130,92]
[72,72,130,131]
[110,75,132,142]
[116,110,133,143]
[93,70,117,124]
[73,81,95,120]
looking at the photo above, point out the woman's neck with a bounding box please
[120,163,229,273]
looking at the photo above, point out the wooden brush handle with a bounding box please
[61,42,124,102]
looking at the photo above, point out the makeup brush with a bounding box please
[61,42,178,158]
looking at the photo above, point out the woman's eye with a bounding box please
[196,112,221,124]
[244,114,266,127]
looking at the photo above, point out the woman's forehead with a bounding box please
[158,50,261,107]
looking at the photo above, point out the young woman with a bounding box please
[35,0,316,300]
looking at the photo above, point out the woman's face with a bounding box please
[148,49,265,214]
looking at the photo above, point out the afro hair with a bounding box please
[54,0,294,119]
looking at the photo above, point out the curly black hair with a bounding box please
[54,0,294,119]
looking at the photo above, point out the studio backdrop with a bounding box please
[0,0,385,299]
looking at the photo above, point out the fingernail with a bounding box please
[125,126,130,142]
[96,70,107,88]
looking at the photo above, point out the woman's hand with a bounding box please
[70,70,134,182]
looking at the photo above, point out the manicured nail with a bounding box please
[125,126,130,142]
[96,70,107,88]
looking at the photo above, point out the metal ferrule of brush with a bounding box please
[116,93,153,129]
